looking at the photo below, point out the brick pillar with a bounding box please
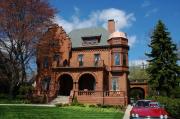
[108,19,115,33]
[96,71,103,91]
[73,81,78,91]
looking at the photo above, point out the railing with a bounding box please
[77,91,102,96]
[75,91,125,97]
[104,91,125,97]
[52,60,105,68]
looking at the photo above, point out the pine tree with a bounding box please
[146,20,180,97]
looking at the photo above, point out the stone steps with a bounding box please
[50,96,69,104]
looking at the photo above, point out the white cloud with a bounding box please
[53,8,135,33]
[128,35,137,47]
[98,8,136,30]
[74,6,80,15]
[141,1,151,8]
[145,8,158,17]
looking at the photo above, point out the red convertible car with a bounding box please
[130,100,169,119]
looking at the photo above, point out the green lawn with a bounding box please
[0,105,124,119]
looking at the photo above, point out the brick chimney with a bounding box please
[108,19,115,33]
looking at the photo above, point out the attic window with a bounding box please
[82,36,101,46]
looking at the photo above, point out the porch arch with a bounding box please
[58,74,73,96]
[78,73,96,91]
[130,87,145,100]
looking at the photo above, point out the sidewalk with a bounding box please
[123,104,133,119]
[0,104,55,107]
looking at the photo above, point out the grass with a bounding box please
[0,105,124,119]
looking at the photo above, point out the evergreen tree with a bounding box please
[146,20,180,97]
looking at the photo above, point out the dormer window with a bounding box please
[82,36,101,46]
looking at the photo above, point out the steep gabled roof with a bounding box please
[68,27,109,48]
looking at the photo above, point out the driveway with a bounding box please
[123,105,132,119]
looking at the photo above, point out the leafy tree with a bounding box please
[146,20,180,97]
[129,64,149,81]
[0,0,55,97]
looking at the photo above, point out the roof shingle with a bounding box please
[68,27,109,48]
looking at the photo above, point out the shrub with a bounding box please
[55,103,63,107]
[31,96,44,104]
[96,103,102,107]
[89,104,96,108]
[55,103,70,107]
[71,96,85,106]
[16,95,26,100]
[71,96,78,105]
[63,103,69,107]
[78,103,85,107]
[0,93,8,99]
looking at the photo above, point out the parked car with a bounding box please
[130,100,169,119]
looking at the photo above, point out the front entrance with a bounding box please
[78,73,96,90]
[58,74,73,96]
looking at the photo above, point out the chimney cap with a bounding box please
[108,19,114,22]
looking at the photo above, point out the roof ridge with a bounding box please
[69,27,107,34]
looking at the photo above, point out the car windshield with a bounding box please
[135,101,151,107]
[149,102,159,107]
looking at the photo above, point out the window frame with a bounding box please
[123,53,127,66]
[42,77,51,91]
[112,77,119,91]
[43,56,49,68]
[78,54,84,66]
[94,53,100,66]
[114,52,120,65]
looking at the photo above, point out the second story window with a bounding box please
[123,53,127,66]
[43,57,49,68]
[114,53,120,65]
[78,54,83,66]
[53,54,60,62]
[94,54,100,66]
[53,54,60,67]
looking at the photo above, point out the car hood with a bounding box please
[131,107,168,117]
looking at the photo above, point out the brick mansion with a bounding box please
[35,19,129,105]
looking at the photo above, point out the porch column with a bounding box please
[73,81,78,91]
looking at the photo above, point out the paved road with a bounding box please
[123,105,133,119]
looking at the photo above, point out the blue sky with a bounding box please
[49,0,180,65]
